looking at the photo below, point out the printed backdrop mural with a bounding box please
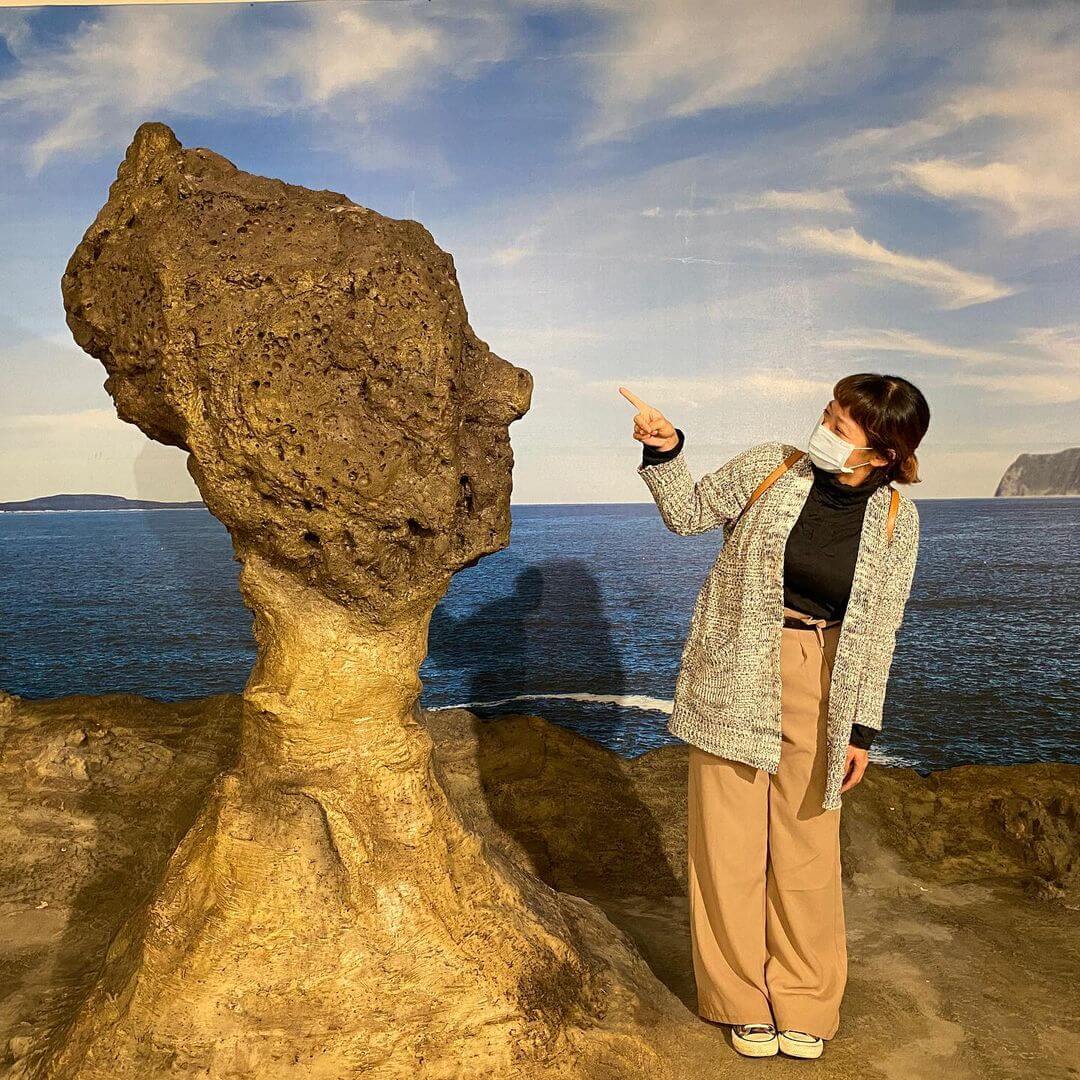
[1,0,1077,505]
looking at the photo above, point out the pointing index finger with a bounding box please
[618,386,650,412]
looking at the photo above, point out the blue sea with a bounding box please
[1,499,1077,774]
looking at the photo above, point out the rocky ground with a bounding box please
[0,689,1076,1079]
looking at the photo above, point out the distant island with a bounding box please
[0,494,206,512]
[996,447,1080,496]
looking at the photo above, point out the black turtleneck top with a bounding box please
[642,429,881,750]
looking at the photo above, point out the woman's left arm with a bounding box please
[850,501,921,736]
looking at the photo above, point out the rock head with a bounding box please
[61,121,531,621]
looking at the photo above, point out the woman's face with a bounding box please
[820,399,869,448]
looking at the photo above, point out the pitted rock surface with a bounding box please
[62,122,532,621]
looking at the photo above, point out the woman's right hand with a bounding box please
[619,386,679,451]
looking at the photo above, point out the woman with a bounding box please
[620,374,929,1060]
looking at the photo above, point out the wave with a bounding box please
[865,748,921,768]
[428,691,675,715]
[429,694,924,768]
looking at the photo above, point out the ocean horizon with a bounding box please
[3,493,1076,512]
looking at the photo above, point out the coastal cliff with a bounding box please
[1,689,1076,1079]
[995,447,1080,496]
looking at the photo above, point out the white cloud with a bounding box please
[1010,324,1080,370]
[618,187,855,220]
[733,188,856,214]
[821,7,1080,235]
[0,8,222,172]
[0,10,32,55]
[630,189,855,220]
[822,328,1005,365]
[822,324,1080,403]
[949,367,1080,405]
[895,158,1077,233]
[579,366,833,409]
[0,3,517,175]
[265,9,443,107]
[560,0,889,146]
[486,225,547,267]
[781,225,1014,309]
[0,408,121,432]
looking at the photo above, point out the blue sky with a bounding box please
[0,0,1077,502]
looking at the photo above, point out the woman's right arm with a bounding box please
[636,437,782,537]
[620,384,780,537]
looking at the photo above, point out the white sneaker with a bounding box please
[731,1022,779,1057]
[778,1028,824,1058]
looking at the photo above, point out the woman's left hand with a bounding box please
[840,745,869,793]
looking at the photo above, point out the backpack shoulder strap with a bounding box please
[731,448,804,529]
[731,451,902,543]
[885,487,900,544]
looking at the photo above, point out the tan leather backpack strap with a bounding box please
[885,487,899,543]
[732,449,804,529]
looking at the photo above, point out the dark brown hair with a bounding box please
[833,373,930,486]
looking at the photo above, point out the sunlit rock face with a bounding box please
[62,121,531,621]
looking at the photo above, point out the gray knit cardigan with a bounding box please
[638,439,920,811]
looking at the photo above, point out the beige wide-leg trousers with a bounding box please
[687,606,847,1040]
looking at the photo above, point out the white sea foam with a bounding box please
[429,692,675,715]
[429,694,923,767]
[866,748,920,768]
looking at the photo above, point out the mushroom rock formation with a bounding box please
[36,122,712,1078]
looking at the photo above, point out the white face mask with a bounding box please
[807,420,874,474]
